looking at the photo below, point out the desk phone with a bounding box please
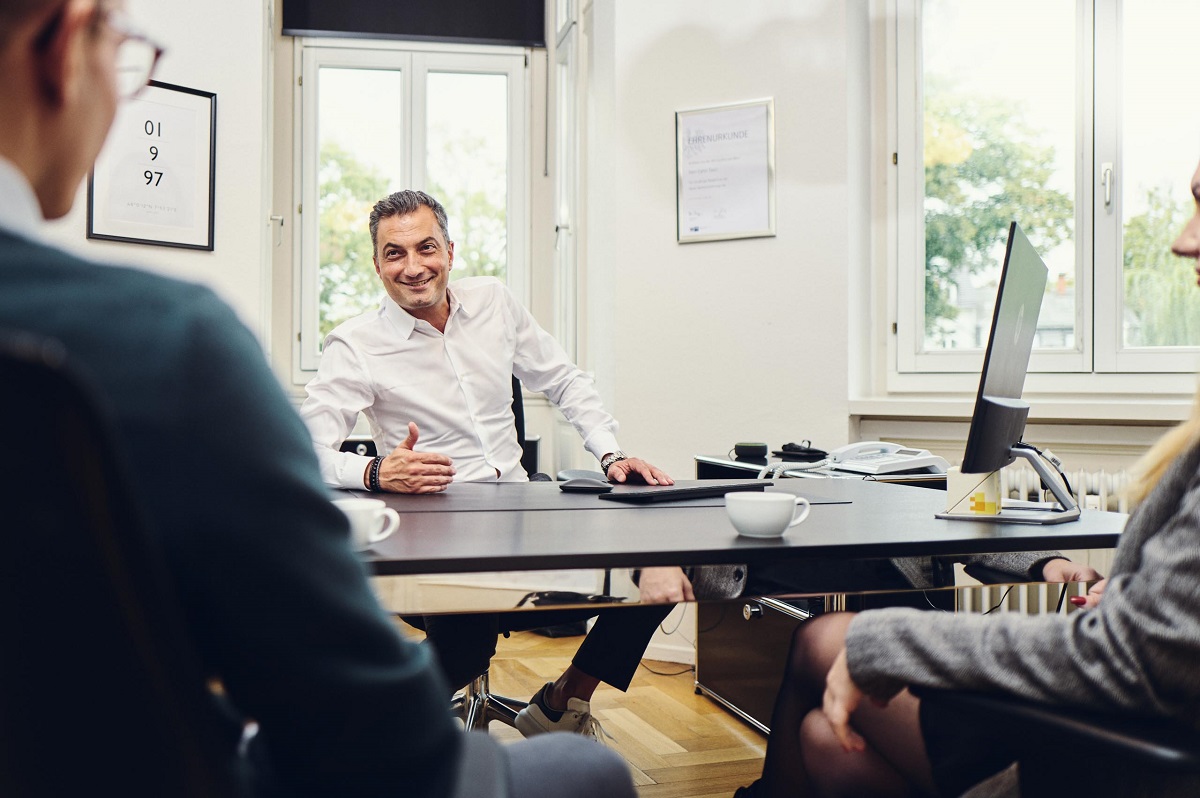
[826,441,949,476]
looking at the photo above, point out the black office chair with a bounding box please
[0,331,241,796]
[512,375,552,480]
[914,687,1200,797]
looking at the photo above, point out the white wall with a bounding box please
[583,0,867,477]
[43,0,273,343]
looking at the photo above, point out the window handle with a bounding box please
[1101,163,1114,208]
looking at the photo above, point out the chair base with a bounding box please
[452,671,529,731]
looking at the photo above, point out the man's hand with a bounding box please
[374,422,456,494]
[822,647,869,752]
[1040,557,1104,584]
[638,567,694,603]
[606,457,674,485]
[1070,577,1108,609]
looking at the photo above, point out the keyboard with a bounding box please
[598,481,772,504]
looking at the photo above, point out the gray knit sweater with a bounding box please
[847,440,1200,728]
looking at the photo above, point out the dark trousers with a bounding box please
[416,604,674,693]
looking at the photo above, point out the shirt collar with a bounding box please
[0,156,45,241]
[380,282,469,338]
[448,282,478,319]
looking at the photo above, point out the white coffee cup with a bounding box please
[725,492,811,538]
[332,498,399,550]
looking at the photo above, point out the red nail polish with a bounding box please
[1069,596,1086,606]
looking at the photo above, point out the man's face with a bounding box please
[1173,161,1200,284]
[373,206,455,321]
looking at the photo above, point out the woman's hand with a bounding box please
[1070,577,1108,609]
[1040,557,1103,583]
[822,647,868,752]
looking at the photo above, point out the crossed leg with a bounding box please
[753,612,938,797]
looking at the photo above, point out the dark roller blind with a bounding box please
[282,0,546,47]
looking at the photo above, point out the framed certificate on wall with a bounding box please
[87,81,217,250]
[676,98,775,244]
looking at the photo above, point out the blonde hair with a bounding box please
[1126,387,1200,506]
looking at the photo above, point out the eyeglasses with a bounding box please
[99,8,164,100]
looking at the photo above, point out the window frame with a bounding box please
[553,13,579,363]
[292,38,530,376]
[886,0,1200,402]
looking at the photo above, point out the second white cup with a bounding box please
[725,492,811,538]
[333,497,400,550]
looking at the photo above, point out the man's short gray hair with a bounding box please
[369,190,451,252]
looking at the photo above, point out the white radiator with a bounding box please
[956,579,1086,616]
[999,464,1131,514]
[955,464,1128,615]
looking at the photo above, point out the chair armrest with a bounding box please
[913,687,1200,771]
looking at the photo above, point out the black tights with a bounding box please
[752,613,937,798]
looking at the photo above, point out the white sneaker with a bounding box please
[514,683,612,742]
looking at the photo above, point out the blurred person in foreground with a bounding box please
[0,1,634,795]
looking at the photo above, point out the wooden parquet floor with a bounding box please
[397,622,766,798]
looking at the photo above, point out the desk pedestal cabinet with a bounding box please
[694,590,956,734]
[694,598,817,733]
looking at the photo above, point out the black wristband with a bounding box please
[368,455,385,492]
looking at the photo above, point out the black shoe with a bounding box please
[733,780,762,798]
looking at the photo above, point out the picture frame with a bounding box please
[676,98,775,244]
[87,80,217,251]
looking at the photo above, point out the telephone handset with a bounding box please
[827,441,950,476]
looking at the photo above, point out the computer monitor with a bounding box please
[944,221,1080,524]
[961,222,1046,474]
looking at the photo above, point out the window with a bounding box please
[892,0,1200,386]
[553,2,579,362]
[295,41,528,371]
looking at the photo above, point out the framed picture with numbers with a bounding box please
[87,81,216,250]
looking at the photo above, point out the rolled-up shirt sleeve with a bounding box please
[299,334,376,489]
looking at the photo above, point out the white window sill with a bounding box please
[850,396,1191,425]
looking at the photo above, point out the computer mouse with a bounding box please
[559,477,614,493]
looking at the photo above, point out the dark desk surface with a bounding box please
[362,480,1125,577]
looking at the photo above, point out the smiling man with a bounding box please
[300,189,692,741]
[303,189,672,494]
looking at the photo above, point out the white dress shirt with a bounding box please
[301,276,621,489]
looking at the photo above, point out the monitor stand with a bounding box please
[936,446,1080,525]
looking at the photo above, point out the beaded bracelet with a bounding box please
[368,455,385,491]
